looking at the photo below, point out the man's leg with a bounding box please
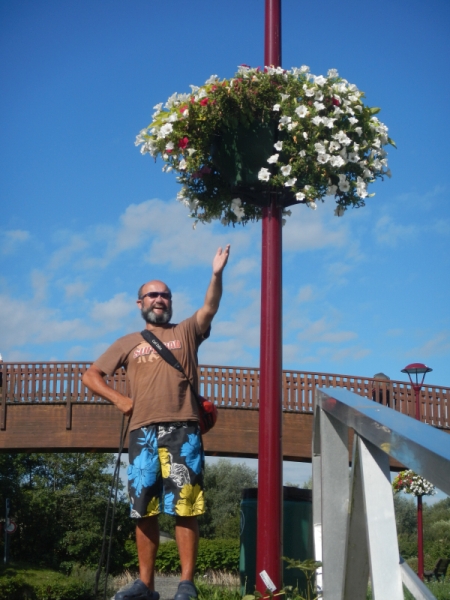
[175,516,199,581]
[136,516,160,590]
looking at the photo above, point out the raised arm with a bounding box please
[82,365,133,416]
[196,244,230,334]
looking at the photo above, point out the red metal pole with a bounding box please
[256,0,283,594]
[413,385,421,421]
[417,495,424,580]
[414,384,424,580]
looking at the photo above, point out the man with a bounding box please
[82,245,230,600]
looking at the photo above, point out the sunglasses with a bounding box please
[140,291,172,300]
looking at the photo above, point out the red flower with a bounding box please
[332,98,340,106]
[210,85,217,92]
[178,137,189,150]
[180,104,189,113]
[199,98,209,106]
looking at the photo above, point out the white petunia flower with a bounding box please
[314,75,327,86]
[295,192,306,201]
[205,74,219,84]
[187,148,197,156]
[307,202,317,210]
[334,206,345,217]
[295,105,308,118]
[303,85,315,97]
[158,123,173,138]
[153,103,163,111]
[273,104,281,111]
[280,93,290,101]
[348,152,360,163]
[317,153,330,164]
[279,116,291,125]
[330,155,345,168]
[312,116,323,126]
[267,154,279,164]
[280,165,292,176]
[168,113,178,123]
[179,159,187,170]
[165,141,175,151]
[323,117,337,129]
[303,132,308,139]
[348,117,359,125]
[327,68,339,78]
[298,150,306,157]
[333,131,351,146]
[274,141,283,151]
[329,141,341,152]
[327,185,338,196]
[315,142,326,154]
[284,178,297,187]
[258,168,271,181]
[314,101,325,111]
[231,198,245,220]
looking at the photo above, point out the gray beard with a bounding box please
[141,306,172,325]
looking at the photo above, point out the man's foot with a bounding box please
[114,578,160,600]
[174,580,197,600]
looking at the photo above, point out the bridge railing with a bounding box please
[313,387,450,600]
[1,362,449,430]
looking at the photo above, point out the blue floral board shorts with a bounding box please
[127,421,205,519]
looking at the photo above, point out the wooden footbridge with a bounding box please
[0,362,448,461]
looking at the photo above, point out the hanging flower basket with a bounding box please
[136,65,395,225]
[392,470,436,497]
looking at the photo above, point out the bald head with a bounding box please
[138,280,171,300]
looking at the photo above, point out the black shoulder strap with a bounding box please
[140,329,201,403]
[140,329,184,373]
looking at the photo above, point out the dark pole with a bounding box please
[256,0,283,593]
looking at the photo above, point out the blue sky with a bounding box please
[2,0,449,386]
[1,0,449,492]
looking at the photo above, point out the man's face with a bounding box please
[137,282,172,325]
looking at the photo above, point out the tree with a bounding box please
[0,453,133,572]
[198,459,257,539]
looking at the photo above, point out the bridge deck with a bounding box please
[1,362,448,460]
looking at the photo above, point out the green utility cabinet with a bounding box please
[239,487,313,595]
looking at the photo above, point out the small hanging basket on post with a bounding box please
[392,470,436,497]
[136,65,395,225]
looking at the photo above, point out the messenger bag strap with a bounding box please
[140,329,200,402]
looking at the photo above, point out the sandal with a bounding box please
[174,579,198,600]
[114,578,160,600]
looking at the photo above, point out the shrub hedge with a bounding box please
[0,573,91,600]
[124,538,240,573]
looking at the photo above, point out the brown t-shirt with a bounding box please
[94,314,207,431]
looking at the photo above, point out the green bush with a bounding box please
[0,564,108,600]
[124,538,240,574]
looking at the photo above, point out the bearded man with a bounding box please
[82,245,230,600]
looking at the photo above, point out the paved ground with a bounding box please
[112,575,181,600]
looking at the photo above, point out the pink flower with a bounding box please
[178,137,189,150]
[199,98,209,106]
[179,105,189,113]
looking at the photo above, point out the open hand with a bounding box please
[212,245,230,275]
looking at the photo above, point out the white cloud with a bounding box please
[0,229,30,254]
[64,281,90,300]
[90,292,136,331]
[283,204,348,252]
[297,285,314,303]
[374,215,416,246]
[410,332,450,358]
